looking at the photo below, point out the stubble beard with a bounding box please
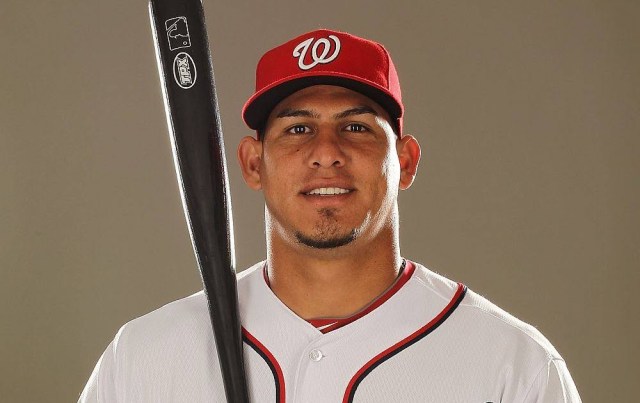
[295,208,358,249]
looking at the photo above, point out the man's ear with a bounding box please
[396,134,421,190]
[237,136,263,190]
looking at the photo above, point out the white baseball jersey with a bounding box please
[80,261,581,402]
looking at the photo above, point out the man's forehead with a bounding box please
[275,105,379,120]
[268,85,390,120]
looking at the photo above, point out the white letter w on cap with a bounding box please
[292,35,341,70]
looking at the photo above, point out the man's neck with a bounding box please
[265,231,402,320]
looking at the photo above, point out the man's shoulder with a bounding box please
[462,288,561,357]
[116,262,265,350]
[115,291,210,350]
[410,261,562,361]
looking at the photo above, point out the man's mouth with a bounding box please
[304,187,352,196]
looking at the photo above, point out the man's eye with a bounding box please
[287,125,310,134]
[345,123,367,132]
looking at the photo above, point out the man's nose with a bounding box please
[307,130,346,169]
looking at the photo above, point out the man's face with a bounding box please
[239,85,419,253]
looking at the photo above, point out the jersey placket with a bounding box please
[290,329,352,402]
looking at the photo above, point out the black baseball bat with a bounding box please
[148,0,250,401]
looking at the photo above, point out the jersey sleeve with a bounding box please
[78,334,121,402]
[522,358,582,403]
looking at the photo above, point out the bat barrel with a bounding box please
[149,0,249,401]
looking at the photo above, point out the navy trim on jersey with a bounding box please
[343,283,468,403]
[242,328,286,403]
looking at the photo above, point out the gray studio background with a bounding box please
[1,1,638,401]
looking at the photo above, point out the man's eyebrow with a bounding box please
[334,105,378,119]
[276,108,320,119]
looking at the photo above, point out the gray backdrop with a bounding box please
[1,1,638,401]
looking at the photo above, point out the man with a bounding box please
[80,29,581,402]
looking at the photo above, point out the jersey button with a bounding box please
[309,349,324,362]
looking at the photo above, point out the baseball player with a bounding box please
[80,29,581,402]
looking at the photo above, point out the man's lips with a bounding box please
[300,182,356,196]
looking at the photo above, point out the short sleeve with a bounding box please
[522,358,582,403]
[78,337,120,402]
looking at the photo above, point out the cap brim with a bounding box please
[242,74,403,131]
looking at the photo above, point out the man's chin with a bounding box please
[294,229,357,249]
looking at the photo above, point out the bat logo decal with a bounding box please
[165,16,191,50]
[293,35,341,71]
[173,52,197,89]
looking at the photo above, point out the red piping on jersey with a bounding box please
[263,260,416,334]
[342,283,468,403]
[307,318,339,328]
[242,327,286,403]
[317,260,415,333]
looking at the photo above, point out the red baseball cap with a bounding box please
[242,29,404,135]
